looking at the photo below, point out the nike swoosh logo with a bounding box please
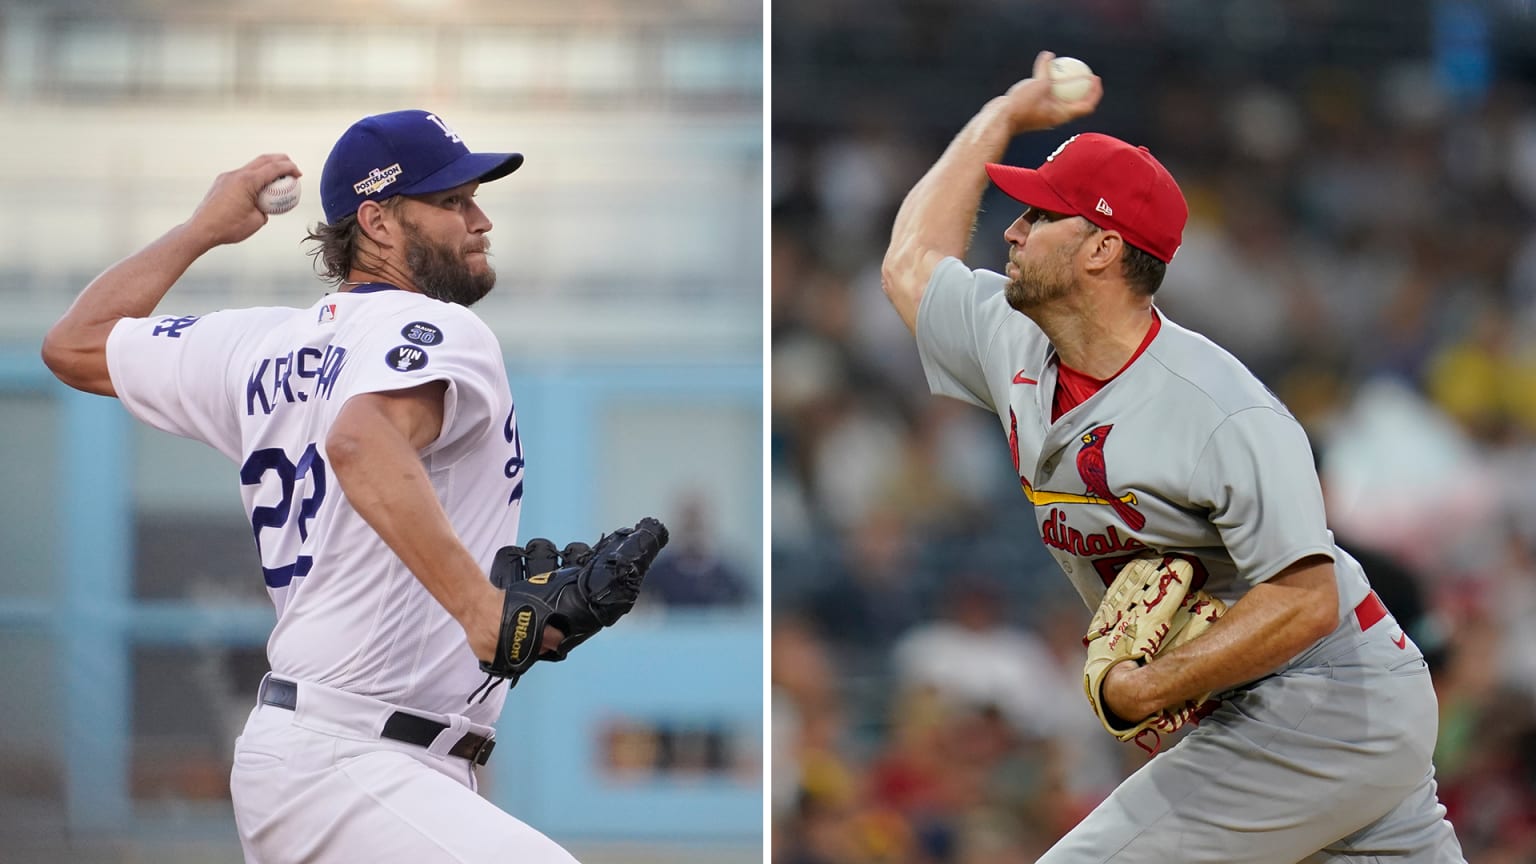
[1013,370,1038,385]
[1391,631,1407,650]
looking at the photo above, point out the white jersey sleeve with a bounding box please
[335,306,506,468]
[915,257,1016,412]
[1187,406,1338,586]
[107,309,288,462]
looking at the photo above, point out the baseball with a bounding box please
[257,175,301,215]
[1049,56,1094,102]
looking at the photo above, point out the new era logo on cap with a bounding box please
[320,109,525,224]
[985,133,1188,263]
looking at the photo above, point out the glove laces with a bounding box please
[467,673,507,705]
[1132,698,1223,757]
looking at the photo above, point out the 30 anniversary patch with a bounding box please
[401,321,442,345]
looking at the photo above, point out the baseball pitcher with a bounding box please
[42,110,668,863]
[881,52,1465,862]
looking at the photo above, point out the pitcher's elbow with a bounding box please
[40,327,92,391]
[40,329,67,378]
[879,250,905,300]
[40,313,121,395]
[325,428,359,471]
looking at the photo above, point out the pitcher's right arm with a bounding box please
[42,155,299,396]
[881,52,1100,334]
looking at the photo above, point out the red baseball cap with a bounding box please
[986,133,1188,263]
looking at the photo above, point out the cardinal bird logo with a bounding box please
[1076,424,1146,531]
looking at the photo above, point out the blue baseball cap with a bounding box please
[319,109,524,224]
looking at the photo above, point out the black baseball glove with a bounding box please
[470,517,669,700]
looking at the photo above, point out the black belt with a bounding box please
[258,677,497,766]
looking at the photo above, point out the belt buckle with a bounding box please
[471,736,496,766]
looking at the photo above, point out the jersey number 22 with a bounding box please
[240,443,326,589]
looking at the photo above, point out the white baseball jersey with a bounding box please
[916,258,1372,671]
[107,284,523,723]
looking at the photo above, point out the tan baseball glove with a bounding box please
[1082,555,1227,743]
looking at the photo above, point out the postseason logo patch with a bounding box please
[353,163,403,196]
[385,344,429,372]
[401,321,442,345]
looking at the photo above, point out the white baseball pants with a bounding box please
[230,675,578,864]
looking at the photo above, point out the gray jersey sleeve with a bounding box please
[915,257,1015,412]
[1187,406,1337,585]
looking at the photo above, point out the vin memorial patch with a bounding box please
[385,345,429,372]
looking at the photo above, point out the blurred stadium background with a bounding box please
[0,0,762,861]
[773,1,1536,861]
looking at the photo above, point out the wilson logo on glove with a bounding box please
[507,606,536,664]
[468,517,670,704]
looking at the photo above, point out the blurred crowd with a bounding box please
[772,2,1536,861]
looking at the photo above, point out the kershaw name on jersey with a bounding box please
[246,345,349,415]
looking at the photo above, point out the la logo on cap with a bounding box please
[425,113,462,144]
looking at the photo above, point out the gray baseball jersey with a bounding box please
[913,257,1464,862]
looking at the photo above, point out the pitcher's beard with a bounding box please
[1004,262,1075,313]
[405,227,496,307]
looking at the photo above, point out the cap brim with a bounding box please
[398,151,525,197]
[985,163,1075,214]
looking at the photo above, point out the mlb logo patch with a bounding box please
[317,303,338,324]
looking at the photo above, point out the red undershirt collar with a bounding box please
[1051,309,1162,422]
